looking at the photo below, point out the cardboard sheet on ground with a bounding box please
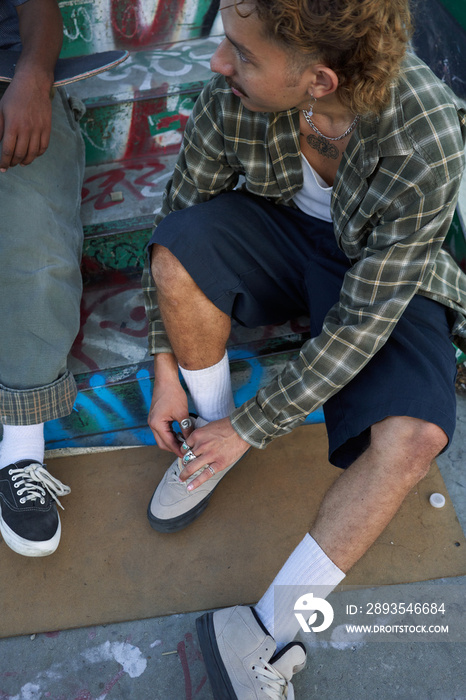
[1,424,465,638]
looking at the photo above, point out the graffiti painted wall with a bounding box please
[59,0,221,57]
[77,34,223,279]
[76,36,221,166]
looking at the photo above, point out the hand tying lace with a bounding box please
[168,457,204,487]
[169,432,206,487]
[9,463,71,509]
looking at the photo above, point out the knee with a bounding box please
[371,416,448,482]
[150,244,191,296]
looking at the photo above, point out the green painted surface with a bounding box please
[445,212,466,271]
[82,227,150,276]
[79,91,206,165]
[59,1,100,59]
[438,0,466,30]
[192,0,218,29]
[147,92,197,137]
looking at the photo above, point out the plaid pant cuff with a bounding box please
[0,371,77,425]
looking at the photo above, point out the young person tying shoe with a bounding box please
[143,0,466,696]
[0,0,84,557]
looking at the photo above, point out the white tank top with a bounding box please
[293,154,333,222]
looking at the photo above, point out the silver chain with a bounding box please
[302,110,360,141]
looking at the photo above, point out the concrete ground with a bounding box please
[0,395,465,700]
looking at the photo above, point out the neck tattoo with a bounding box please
[302,109,360,160]
[306,133,339,160]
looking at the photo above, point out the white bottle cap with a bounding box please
[429,493,446,508]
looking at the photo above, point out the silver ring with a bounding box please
[182,450,197,465]
[207,465,215,476]
[180,418,192,430]
[181,442,191,452]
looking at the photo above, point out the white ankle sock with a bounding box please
[0,424,45,468]
[255,533,345,651]
[179,351,235,422]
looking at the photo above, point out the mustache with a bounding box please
[226,77,248,98]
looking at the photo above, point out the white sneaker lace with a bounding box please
[253,659,289,699]
[9,463,71,510]
[168,458,204,487]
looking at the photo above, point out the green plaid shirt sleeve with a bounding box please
[142,77,302,353]
[143,56,466,449]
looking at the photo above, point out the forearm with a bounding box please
[16,0,63,89]
[0,0,63,170]
[149,352,191,455]
[153,352,179,386]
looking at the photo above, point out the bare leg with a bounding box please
[151,243,231,370]
[310,416,448,572]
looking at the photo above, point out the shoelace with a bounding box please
[168,458,204,487]
[9,463,71,510]
[253,659,289,699]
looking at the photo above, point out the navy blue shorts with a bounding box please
[149,190,457,468]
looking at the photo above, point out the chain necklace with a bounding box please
[302,109,360,141]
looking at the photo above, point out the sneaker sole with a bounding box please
[147,489,213,533]
[0,508,61,557]
[196,612,238,700]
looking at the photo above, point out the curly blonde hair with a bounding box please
[236,0,413,115]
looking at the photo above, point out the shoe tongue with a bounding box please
[270,643,306,682]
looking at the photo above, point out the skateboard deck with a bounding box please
[0,49,129,86]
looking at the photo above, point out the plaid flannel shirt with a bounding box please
[142,53,466,448]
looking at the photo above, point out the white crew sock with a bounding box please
[255,533,345,651]
[0,424,45,469]
[179,350,235,422]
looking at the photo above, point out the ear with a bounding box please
[308,65,339,99]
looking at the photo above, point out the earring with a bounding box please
[304,94,317,118]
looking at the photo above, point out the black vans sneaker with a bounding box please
[0,460,71,557]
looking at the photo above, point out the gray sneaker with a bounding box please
[147,417,245,533]
[196,605,306,699]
